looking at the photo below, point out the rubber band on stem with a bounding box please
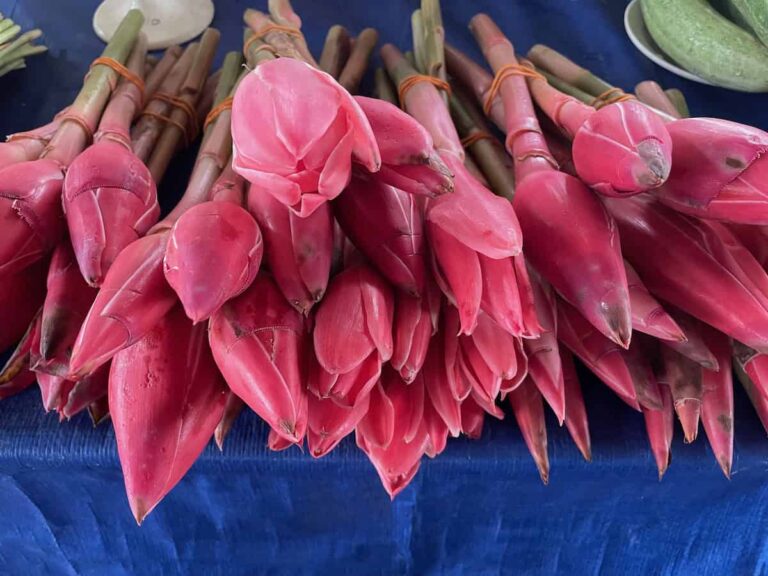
[460,131,495,149]
[483,63,546,117]
[243,34,278,60]
[252,23,303,40]
[148,92,199,137]
[397,74,451,108]
[139,111,192,146]
[88,56,146,104]
[57,113,95,143]
[204,96,233,131]
[590,88,635,109]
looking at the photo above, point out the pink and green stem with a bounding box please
[95,33,148,147]
[42,10,144,166]
[469,14,556,182]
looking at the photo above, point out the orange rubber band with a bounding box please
[58,113,95,142]
[595,93,635,109]
[460,131,495,149]
[252,23,303,40]
[89,56,145,101]
[397,75,452,108]
[149,92,199,137]
[140,111,193,147]
[590,88,636,109]
[484,63,546,117]
[204,96,234,131]
[243,34,278,60]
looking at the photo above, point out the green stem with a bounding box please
[0,43,46,69]
[214,51,243,107]
[527,44,614,97]
[411,9,426,74]
[0,28,41,61]
[665,88,690,118]
[0,58,24,77]
[0,24,20,45]
[374,67,398,105]
[422,0,446,84]
[43,9,144,166]
[537,67,595,104]
[0,18,16,35]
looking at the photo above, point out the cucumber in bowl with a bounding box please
[641,0,768,92]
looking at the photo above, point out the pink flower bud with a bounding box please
[110,306,227,524]
[0,159,65,279]
[63,141,159,286]
[210,274,308,444]
[232,58,380,217]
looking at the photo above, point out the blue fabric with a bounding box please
[2,1,768,574]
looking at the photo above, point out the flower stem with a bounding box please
[422,0,446,86]
[155,64,239,229]
[665,89,690,118]
[143,46,182,104]
[131,43,197,163]
[449,89,515,201]
[319,25,351,79]
[634,80,681,119]
[244,8,304,62]
[267,0,318,66]
[411,10,426,73]
[95,33,148,147]
[43,9,144,166]
[470,14,555,181]
[243,31,277,68]
[339,28,378,94]
[147,28,220,183]
[374,68,398,105]
[527,44,614,97]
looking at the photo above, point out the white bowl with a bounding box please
[624,0,715,86]
[93,0,215,51]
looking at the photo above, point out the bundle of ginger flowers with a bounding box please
[3,0,768,523]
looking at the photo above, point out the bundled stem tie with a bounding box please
[483,63,546,116]
[397,74,451,109]
[204,96,234,132]
[243,35,278,61]
[590,87,635,110]
[253,22,304,40]
[460,130,495,149]
[140,91,199,146]
[56,112,95,144]
[88,56,146,105]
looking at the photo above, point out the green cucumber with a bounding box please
[723,0,768,49]
[641,0,768,92]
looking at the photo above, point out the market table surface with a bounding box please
[2,1,767,575]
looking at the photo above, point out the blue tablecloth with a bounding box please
[2,1,768,574]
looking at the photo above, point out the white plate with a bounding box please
[624,0,715,86]
[93,0,215,51]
